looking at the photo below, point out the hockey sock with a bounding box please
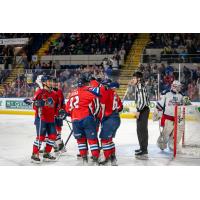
[45,134,56,153]
[101,138,115,159]
[33,136,45,154]
[55,132,62,146]
[88,139,100,158]
[77,137,88,156]
[56,126,62,133]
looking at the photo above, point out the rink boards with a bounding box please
[0,98,199,120]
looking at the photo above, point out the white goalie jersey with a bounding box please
[156,90,184,117]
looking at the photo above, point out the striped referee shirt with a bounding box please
[135,82,150,112]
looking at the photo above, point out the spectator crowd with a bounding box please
[145,33,200,63]
[0,63,118,98]
[126,63,200,102]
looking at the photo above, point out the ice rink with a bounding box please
[0,114,200,166]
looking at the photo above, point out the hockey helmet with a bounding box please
[77,72,92,87]
[171,80,181,93]
[101,78,112,87]
[52,77,58,83]
[41,75,52,83]
[132,71,143,79]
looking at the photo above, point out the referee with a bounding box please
[132,71,150,159]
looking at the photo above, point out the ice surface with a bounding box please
[0,114,200,166]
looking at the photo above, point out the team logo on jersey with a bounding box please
[45,97,54,107]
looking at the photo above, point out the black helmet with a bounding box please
[101,78,112,86]
[132,71,143,79]
[77,72,92,87]
[52,77,58,83]
[41,75,52,83]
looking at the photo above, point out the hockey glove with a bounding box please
[23,98,33,105]
[58,109,69,120]
[34,99,45,107]
[182,96,192,106]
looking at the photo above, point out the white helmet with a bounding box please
[171,80,181,93]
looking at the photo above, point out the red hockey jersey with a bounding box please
[33,88,58,122]
[65,86,100,121]
[102,88,123,117]
[53,89,65,116]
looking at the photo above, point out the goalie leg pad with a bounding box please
[157,120,174,150]
[168,120,184,150]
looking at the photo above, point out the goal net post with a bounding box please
[173,104,200,158]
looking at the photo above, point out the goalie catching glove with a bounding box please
[182,96,191,105]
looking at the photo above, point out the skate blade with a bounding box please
[111,162,118,166]
[43,158,57,162]
[82,161,89,166]
[59,148,67,154]
[31,159,42,164]
[135,155,148,160]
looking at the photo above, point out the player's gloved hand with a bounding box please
[23,98,33,105]
[58,109,69,120]
[182,96,191,105]
[34,99,45,107]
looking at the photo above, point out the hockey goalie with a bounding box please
[153,80,191,151]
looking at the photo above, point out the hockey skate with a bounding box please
[54,140,66,153]
[90,156,100,166]
[31,153,41,164]
[135,150,148,160]
[99,154,118,166]
[110,154,118,166]
[43,152,57,162]
[39,148,45,154]
[81,155,88,165]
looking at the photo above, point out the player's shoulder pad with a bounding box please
[34,88,44,99]
[161,90,170,95]
[87,87,101,97]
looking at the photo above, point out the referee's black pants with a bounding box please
[136,106,150,152]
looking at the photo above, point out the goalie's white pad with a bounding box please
[168,119,184,150]
[157,132,168,150]
[156,120,174,150]
[152,108,162,121]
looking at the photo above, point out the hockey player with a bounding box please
[31,75,58,163]
[153,80,189,151]
[98,79,123,165]
[51,77,66,153]
[65,72,101,165]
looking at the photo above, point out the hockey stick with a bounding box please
[64,119,73,147]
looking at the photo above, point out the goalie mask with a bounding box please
[171,80,181,93]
